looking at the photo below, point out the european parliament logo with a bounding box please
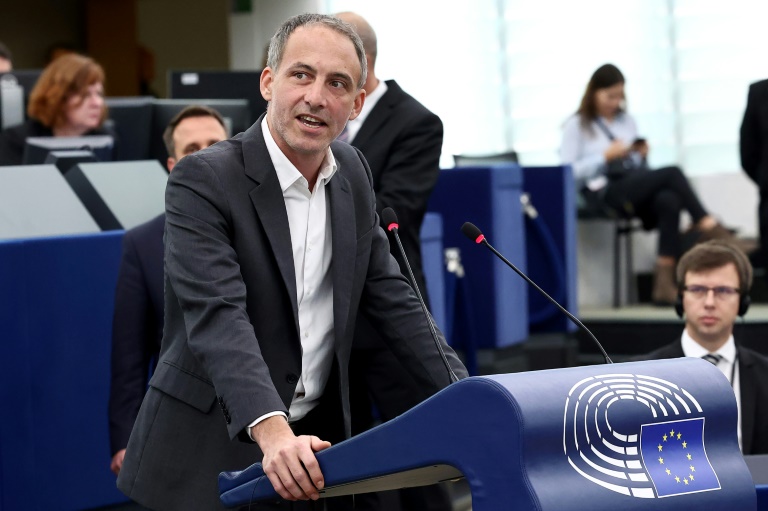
[563,373,721,498]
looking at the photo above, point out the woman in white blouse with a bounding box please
[561,64,733,305]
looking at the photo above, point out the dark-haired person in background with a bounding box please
[561,63,735,305]
[0,53,112,166]
[108,105,229,477]
[334,11,452,511]
[638,240,768,454]
[740,78,768,271]
[0,41,12,72]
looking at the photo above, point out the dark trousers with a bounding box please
[604,166,708,257]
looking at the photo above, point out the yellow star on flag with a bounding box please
[690,465,695,472]
[677,433,682,440]
[658,444,663,452]
[658,457,664,464]
[689,474,695,481]
[663,434,668,441]
[687,453,692,460]
[670,429,675,437]
[665,469,671,475]
[675,476,680,483]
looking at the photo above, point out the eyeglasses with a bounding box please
[683,285,741,300]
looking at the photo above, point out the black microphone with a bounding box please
[383,207,459,383]
[461,222,613,364]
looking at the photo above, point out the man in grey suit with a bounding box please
[116,13,466,511]
[640,240,768,455]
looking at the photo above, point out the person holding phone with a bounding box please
[561,63,736,305]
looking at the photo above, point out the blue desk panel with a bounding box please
[419,212,446,334]
[521,165,578,333]
[428,166,527,349]
[0,232,126,510]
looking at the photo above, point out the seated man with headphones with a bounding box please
[641,240,768,454]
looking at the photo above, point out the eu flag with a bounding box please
[639,418,720,497]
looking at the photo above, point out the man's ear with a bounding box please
[260,67,274,101]
[348,89,366,121]
[167,157,176,172]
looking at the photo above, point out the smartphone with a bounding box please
[632,137,647,146]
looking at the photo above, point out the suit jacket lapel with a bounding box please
[738,349,756,454]
[327,169,355,351]
[241,119,300,334]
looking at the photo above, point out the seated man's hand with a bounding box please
[251,415,332,501]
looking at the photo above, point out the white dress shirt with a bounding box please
[681,331,742,451]
[345,79,388,143]
[248,117,337,434]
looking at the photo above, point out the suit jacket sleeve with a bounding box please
[164,153,288,439]
[740,82,762,184]
[109,230,156,455]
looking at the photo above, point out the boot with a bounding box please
[652,262,677,306]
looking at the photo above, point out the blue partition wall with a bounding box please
[419,212,446,334]
[521,165,578,333]
[0,232,126,510]
[428,165,528,349]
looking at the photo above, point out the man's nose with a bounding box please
[304,81,327,107]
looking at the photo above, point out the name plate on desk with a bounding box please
[220,359,756,510]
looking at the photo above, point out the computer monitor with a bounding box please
[168,70,267,128]
[23,135,115,165]
[0,78,24,129]
[0,69,43,115]
[149,99,250,162]
[105,96,154,161]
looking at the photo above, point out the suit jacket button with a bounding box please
[286,373,299,384]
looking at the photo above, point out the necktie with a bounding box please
[702,353,723,366]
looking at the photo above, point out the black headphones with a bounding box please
[674,242,752,318]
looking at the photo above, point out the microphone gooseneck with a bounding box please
[460,222,613,364]
[384,207,460,383]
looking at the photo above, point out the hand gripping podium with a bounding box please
[219,359,756,510]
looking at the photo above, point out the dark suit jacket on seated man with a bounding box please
[116,14,467,511]
[335,11,451,511]
[108,105,230,476]
[638,240,768,455]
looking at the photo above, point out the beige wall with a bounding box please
[137,0,230,97]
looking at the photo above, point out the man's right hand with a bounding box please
[250,415,332,501]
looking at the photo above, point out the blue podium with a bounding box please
[219,359,755,510]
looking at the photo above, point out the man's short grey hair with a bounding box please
[266,13,367,90]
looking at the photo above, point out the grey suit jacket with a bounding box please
[117,117,466,511]
[642,340,768,455]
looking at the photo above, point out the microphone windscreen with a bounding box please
[461,222,484,243]
[382,207,399,230]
